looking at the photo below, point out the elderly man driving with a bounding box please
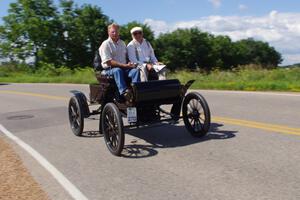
[99,23,140,100]
[127,26,166,81]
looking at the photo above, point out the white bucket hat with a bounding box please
[130,27,143,34]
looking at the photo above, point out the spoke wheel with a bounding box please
[101,103,124,156]
[182,92,211,137]
[68,96,84,136]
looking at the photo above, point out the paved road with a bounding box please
[0,83,300,200]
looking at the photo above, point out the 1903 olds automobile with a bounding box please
[68,72,211,156]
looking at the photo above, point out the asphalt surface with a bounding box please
[0,83,299,200]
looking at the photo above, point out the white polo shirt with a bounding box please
[127,39,158,65]
[99,37,127,69]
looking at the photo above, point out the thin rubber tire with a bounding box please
[182,92,211,137]
[68,96,84,136]
[101,103,124,156]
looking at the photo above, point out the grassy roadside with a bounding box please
[169,68,300,92]
[1,65,300,92]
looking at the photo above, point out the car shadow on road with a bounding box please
[80,131,103,138]
[122,122,238,159]
[79,117,103,138]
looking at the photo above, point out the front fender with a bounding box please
[69,90,90,118]
[181,80,195,96]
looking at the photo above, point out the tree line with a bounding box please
[0,0,282,71]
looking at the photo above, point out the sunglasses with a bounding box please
[133,31,142,35]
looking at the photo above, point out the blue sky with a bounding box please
[1,0,300,65]
[1,0,300,24]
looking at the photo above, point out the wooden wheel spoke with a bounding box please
[189,101,195,110]
[187,104,193,113]
[189,117,194,124]
[197,119,204,130]
[72,117,78,127]
[192,119,201,131]
[104,110,119,148]
[111,135,118,147]
[193,120,197,131]
[105,114,114,129]
[70,105,77,117]
[187,113,193,119]
[196,101,203,113]
[199,116,205,123]
[192,99,196,109]
[104,117,110,129]
[75,118,81,126]
[193,119,197,128]
[108,112,116,127]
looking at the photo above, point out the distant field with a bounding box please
[1,66,300,92]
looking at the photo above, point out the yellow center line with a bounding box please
[0,90,68,101]
[1,90,299,136]
[213,117,300,136]
[213,116,300,132]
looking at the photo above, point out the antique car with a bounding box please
[68,72,211,156]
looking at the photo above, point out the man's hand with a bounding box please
[155,61,164,65]
[126,62,136,68]
[106,60,136,68]
[146,63,153,71]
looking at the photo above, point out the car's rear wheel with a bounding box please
[182,92,211,137]
[101,103,124,156]
[68,96,84,136]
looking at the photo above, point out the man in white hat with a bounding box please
[127,26,166,81]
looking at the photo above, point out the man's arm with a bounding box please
[99,41,134,69]
[148,42,158,64]
[106,60,135,69]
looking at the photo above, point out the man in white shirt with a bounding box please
[99,23,140,99]
[127,27,166,82]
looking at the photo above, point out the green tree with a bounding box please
[155,28,282,71]
[155,28,214,71]
[59,1,111,67]
[211,35,237,69]
[0,0,111,68]
[0,0,61,66]
[119,21,155,45]
[234,38,282,68]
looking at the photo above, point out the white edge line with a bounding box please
[0,124,88,200]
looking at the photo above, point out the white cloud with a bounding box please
[144,11,300,65]
[238,4,247,11]
[144,19,171,35]
[283,54,300,65]
[208,0,221,8]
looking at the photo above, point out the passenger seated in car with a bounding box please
[99,23,140,99]
[127,27,167,82]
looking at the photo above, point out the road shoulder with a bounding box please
[0,136,49,200]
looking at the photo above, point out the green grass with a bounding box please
[1,64,300,92]
[0,65,98,84]
[169,68,300,92]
